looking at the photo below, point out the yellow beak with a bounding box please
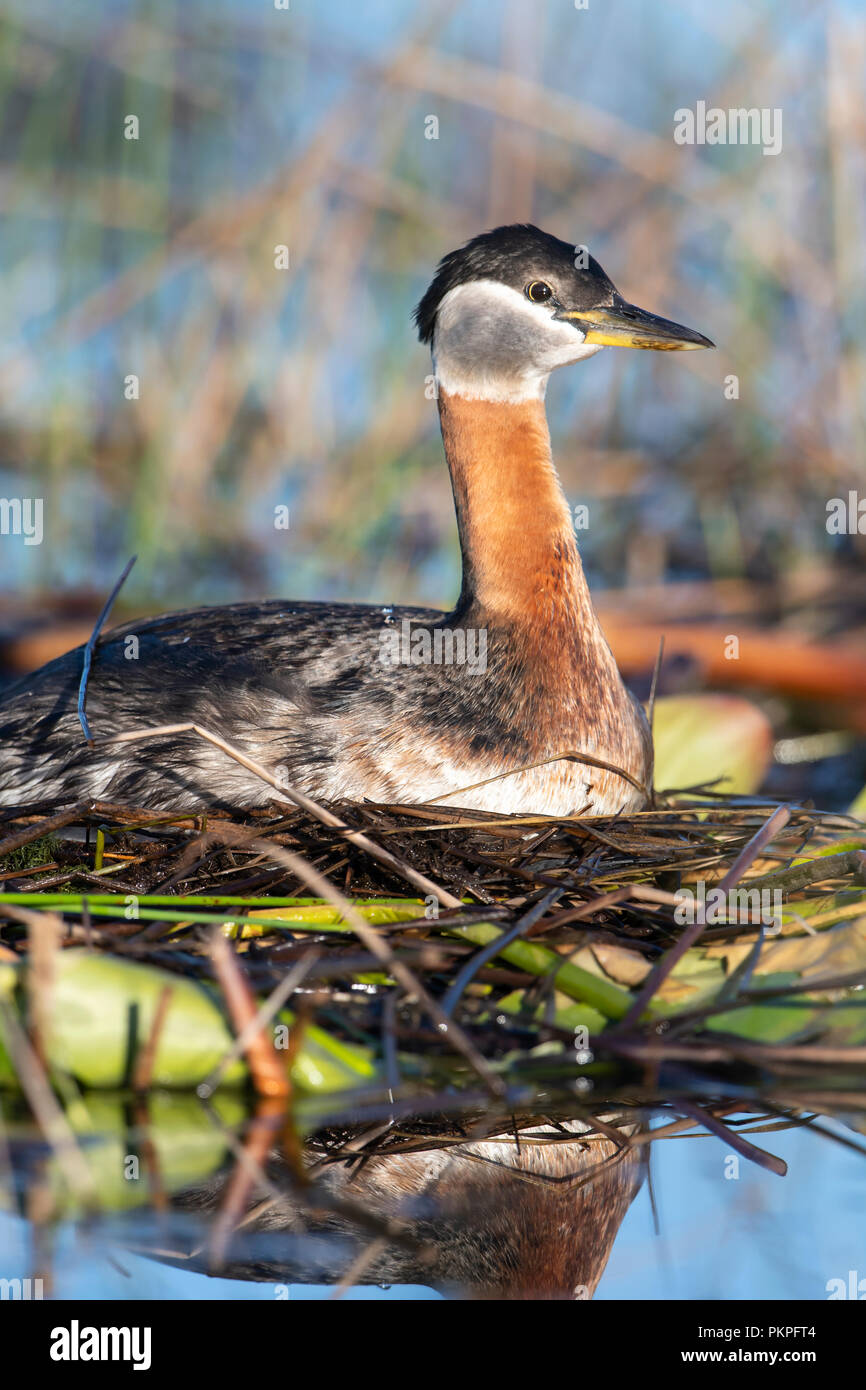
[555,299,714,351]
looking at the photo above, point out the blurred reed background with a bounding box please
[0,0,864,736]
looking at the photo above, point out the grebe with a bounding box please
[0,225,711,815]
[149,1118,643,1300]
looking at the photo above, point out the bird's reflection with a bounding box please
[157,1117,643,1300]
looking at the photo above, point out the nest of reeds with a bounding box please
[2,784,865,1124]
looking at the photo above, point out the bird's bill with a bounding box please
[555,300,714,351]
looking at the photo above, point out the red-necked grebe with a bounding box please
[0,225,712,814]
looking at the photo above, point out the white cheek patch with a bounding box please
[432,280,603,403]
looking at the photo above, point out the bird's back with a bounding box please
[0,599,440,809]
[0,596,648,814]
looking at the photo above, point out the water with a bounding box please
[1,1115,861,1301]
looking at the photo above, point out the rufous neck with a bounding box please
[439,389,590,627]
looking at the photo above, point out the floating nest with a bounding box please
[2,786,865,1117]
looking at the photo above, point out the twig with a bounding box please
[648,635,665,736]
[419,747,650,805]
[77,555,137,744]
[743,850,866,894]
[0,806,87,860]
[198,947,320,1098]
[675,1100,787,1176]
[131,985,174,1092]
[247,839,505,1096]
[0,997,97,1202]
[26,908,63,1069]
[615,804,792,1029]
[207,1097,287,1271]
[103,722,461,907]
[209,931,291,1099]
[441,887,563,1016]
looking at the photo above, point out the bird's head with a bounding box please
[415,224,713,403]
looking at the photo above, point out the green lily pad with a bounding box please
[652,693,773,794]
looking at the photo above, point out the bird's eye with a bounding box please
[526,281,553,303]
